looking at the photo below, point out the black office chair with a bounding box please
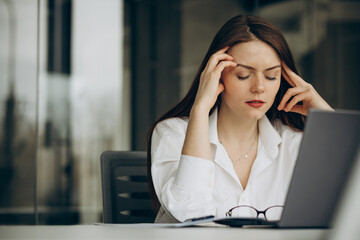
[100,151,157,223]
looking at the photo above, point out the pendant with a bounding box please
[244,154,248,158]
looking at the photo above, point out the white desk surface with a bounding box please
[0,225,330,240]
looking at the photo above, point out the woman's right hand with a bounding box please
[184,47,235,159]
[192,46,237,113]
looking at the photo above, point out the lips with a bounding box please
[246,100,265,108]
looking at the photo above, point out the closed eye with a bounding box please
[265,76,277,81]
[237,75,249,80]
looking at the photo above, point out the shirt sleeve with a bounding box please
[151,118,216,222]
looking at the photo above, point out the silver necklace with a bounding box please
[220,134,258,161]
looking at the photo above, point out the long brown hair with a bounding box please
[146,15,305,211]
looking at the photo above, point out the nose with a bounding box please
[250,75,264,94]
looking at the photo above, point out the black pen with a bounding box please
[185,215,215,222]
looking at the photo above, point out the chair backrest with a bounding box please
[100,151,156,223]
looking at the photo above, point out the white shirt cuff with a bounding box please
[174,154,215,193]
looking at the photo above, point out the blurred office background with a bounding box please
[0,0,359,224]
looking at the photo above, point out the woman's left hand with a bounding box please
[278,62,334,116]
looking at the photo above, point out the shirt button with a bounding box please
[208,182,212,188]
[240,195,246,202]
[209,168,214,174]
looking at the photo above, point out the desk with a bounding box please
[0,225,329,240]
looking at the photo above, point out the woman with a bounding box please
[147,15,333,223]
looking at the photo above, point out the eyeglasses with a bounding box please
[226,205,284,221]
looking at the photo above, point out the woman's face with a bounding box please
[220,40,281,121]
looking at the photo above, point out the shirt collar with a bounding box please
[258,115,282,158]
[209,108,282,158]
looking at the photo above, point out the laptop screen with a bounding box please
[278,109,360,228]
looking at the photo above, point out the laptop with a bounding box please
[327,147,360,239]
[196,109,360,228]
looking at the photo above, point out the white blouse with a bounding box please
[151,109,303,223]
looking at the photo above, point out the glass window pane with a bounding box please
[0,0,38,225]
[37,0,128,224]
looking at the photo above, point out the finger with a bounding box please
[286,104,305,115]
[207,53,234,70]
[281,68,296,87]
[282,62,306,86]
[278,87,305,110]
[214,60,237,75]
[283,93,306,112]
[216,82,224,95]
[206,46,232,69]
[216,46,231,54]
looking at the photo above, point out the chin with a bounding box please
[247,105,272,121]
[238,109,266,121]
[247,112,265,121]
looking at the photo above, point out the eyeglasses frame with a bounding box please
[225,205,284,220]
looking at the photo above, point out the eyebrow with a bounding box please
[236,63,281,71]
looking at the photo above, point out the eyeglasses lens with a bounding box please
[265,206,283,221]
[231,206,258,218]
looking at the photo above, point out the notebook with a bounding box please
[187,109,360,228]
